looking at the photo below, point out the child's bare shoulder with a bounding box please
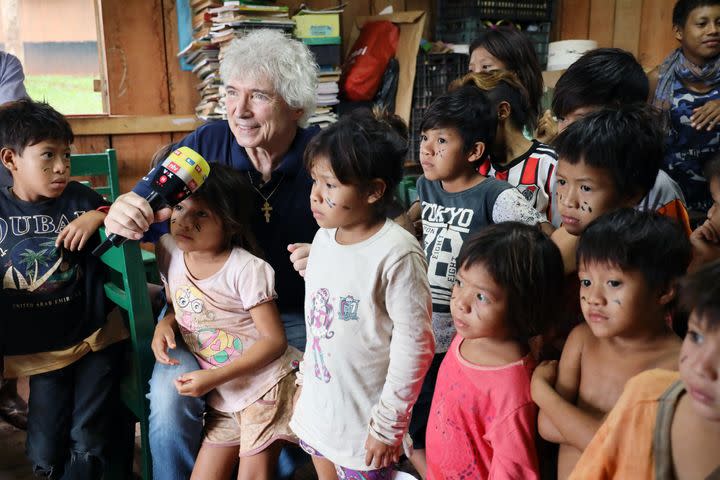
[566,322,597,351]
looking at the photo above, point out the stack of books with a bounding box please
[179,0,295,120]
[309,68,341,128]
[293,6,344,128]
[179,0,222,119]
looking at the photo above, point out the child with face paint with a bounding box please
[569,259,720,480]
[532,209,691,480]
[151,164,302,480]
[690,154,720,270]
[425,223,564,480]
[550,48,692,234]
[289,109,434,480]
[408,83,550,477]
[552,104,670,275]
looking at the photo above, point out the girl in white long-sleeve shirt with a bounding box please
[289,109,435,479]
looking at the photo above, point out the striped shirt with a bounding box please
[479,141,558,224]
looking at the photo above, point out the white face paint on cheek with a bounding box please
[325,197,336,208]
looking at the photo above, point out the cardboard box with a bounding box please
[346,11,427,124]
[293,13,341,45]
[541,69,565,89]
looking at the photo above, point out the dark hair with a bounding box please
[420,85,496,160]
[0,98,73,155]
[578,209,691,293]
[451,70,530,132]
[469,27,543,128]
[705,153,720,181]
[679,259,720,328]
[456,222,565,343]
[304,108,406,214]
[552,48,649,119]
[554,103,663,199]
[673,0,720,27]
[190,163,261,256]
[151,143,176,169]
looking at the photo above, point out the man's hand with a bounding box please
[56,210,105,251]
[104,191,172,240]
[288,243,311,277]
[364,434,402,469]
[691,99,720,131]
[150,316,179,365]
[174,369,217,397]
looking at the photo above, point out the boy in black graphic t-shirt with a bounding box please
[0,99,127,478]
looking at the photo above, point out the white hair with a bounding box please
[220,30,318,127]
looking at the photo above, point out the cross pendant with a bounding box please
[261,200,272,223]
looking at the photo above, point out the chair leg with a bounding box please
[104,406,136,480]
[139,416,152,480]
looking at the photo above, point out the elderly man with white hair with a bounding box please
[103,30,319,479]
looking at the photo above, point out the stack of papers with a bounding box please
[179,0,295,120]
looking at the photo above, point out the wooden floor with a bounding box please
[0,425,418,479]
[0,420,32,480]
[0,377,417,480]
[0,377,31,480]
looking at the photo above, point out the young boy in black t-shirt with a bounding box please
[0,99,127,478]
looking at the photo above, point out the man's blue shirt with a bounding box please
[135,121,319,314]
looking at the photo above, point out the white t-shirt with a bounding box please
[290,219,435,470]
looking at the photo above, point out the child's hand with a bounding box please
[174,369,216,397]
[55,210,105,251]
[287,243,311,277]
[151,319,179,365]
[691,99,720,131]
[690,221,720,270]
[693,219,719,244]
[531,360,558,399]
[364,434,401,469]
[535,109,558,144]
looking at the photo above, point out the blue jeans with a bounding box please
[147,312,308,480]
[27,343,122,479]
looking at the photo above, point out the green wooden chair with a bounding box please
[69,149,121,202]
[70,149,159,284]
[396,175,419,208]
[99,227,155,480]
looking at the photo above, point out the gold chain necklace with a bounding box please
[247,172,284,223]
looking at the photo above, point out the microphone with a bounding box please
[92,146,211,257]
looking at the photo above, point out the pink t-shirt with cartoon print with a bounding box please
[157,235,300,413]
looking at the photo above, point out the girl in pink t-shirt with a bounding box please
[426,222,564,479]
[151,164,300,480]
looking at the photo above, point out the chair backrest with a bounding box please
[98,227,154,479]
[70,149,120,201]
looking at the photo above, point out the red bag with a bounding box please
[341,21,400,101]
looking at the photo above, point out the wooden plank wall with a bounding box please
[556,0,677,68]
[72,0,199,193]
[76,0,433,194]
